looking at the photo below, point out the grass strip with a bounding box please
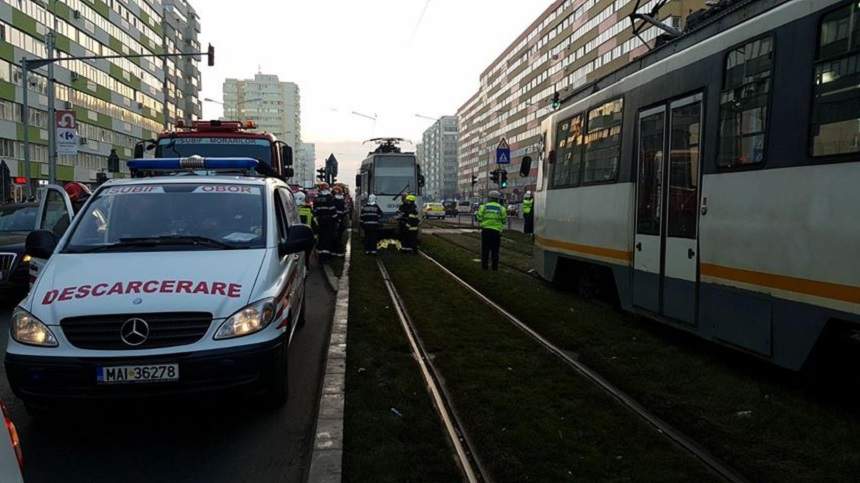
[419,235,860,481]
[383,252,715,482]
[343,248,461,483]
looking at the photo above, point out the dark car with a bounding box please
[0,203,38,298]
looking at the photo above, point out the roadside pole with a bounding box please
[21,60,30,198]
[161,5,170,130]
[46,31,57,185]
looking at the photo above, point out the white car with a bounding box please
[5,157,314,411]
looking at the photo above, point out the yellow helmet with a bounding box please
[406,194,417,202]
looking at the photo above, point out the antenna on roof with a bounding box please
[629,0,683,51]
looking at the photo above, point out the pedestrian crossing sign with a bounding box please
[496,138,511,165]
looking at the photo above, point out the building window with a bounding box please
[811,3,860,156]
[718,36,773,167]
[583,98,623,183]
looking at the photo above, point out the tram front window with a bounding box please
[374,157,416,194]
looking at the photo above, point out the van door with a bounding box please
[632,94,703,325]
[30,185,74,286]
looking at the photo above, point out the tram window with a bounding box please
[636,111,664,236]
[551,114,584,188]
[667,102,702,239]
[583,98,623,183]
[717,36,773,168]
[811,4,860,157]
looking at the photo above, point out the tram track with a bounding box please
[417,248,749,483]
[376,259,489,483]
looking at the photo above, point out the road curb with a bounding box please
[308,234,350,483]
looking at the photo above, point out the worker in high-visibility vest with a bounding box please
[476,190,507,271]
[522,190,534,235]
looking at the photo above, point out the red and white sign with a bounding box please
[56,110,78,156]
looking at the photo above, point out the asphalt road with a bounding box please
[0,265,335,483]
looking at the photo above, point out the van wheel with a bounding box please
[264,345,289,409]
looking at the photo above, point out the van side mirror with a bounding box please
[26,230,58,260]
[279,224,315,256]
[133,139,156,159]
[283,167,294,179]
[281,144,294,167]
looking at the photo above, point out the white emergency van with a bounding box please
[5,157,314,411]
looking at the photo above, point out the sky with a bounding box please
[194,0,551,185]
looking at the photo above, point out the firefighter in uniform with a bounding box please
[359,194,383,255]
[476,190,507,271]
[397,194,420,252]
[332,185,347,257]
[522,190,534,235]
[313,183,337,259]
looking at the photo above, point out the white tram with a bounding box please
[535,0,859,370]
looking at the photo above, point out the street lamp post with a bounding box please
[21,43,215,192]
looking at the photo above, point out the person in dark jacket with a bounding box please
[313,183,337,259]
[397,194,420,252]
[359,194,383,255]
[332,185,347,257]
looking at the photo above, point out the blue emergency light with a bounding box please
[127,156,259,171]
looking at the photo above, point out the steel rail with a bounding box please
[419,249,748,483]
[376,259,488,483]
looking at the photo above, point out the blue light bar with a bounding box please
[127,157,259,171]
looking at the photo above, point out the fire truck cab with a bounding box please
[135,120,294,179]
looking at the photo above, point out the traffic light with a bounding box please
[207,44,215,67]
[551,91,561,110]
[490,169,499,185]
[316,167,326,181]
[471,174,477,187]
[500,170,508,189]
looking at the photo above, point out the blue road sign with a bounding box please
[496,138,510,164]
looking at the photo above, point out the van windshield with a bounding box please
[64,183,266,253]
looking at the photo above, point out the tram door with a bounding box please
[633,94,703,325]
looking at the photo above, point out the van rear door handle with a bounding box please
[635,242,642,251]
[688,248,695,259]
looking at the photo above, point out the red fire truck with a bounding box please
[134,120,294,178]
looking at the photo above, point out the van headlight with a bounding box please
[10,308,58,347]
[214,299,276,340]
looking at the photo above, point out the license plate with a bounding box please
[96,364,179,384]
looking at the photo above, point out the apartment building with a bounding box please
[296,142,315,188]
[420,115,459,200]
[0,0,192,182]
[222,73,301,152]
[163,0,201,125]
[457,0,704,198]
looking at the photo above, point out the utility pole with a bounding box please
[21,60,30,197]
[162,5,171,130]
[46,30,57,185]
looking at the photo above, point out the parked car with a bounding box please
[0,203,39,299]
[423,202,446,220]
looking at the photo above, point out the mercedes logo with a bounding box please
[120,318,150,347]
